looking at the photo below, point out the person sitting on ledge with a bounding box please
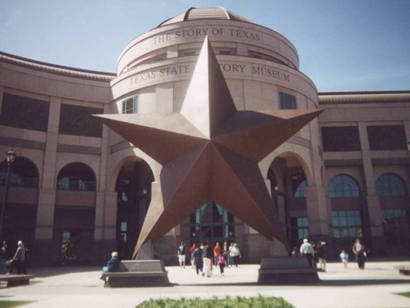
[100,251,120,285]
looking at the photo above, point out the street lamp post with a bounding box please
[0,150,16,240]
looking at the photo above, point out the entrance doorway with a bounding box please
[115,159,153,259]
[190,201,234,245]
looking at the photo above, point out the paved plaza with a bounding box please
[0,260,409,308]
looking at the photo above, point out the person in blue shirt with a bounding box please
[100,251,120,284]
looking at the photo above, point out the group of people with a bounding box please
[339,238,367,269]
[177,241,242,277]
[295,237,368,271]
[0,240,29,275]
[294,238,327,271]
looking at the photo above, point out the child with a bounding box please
[217,254,226,275]
[339,249,349,269]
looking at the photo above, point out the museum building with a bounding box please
[0,7,409,265]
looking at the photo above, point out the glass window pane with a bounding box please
[294,180,306,198]
[376,173,407,197]
[120,222,127,232]
[279,92,296,109]
[328,174,360,198]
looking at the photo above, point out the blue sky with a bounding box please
[1,0,409,92]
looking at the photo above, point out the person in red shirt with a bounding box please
[213,242,221,268]
[189,243,196,268]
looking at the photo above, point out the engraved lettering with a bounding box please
[252,65,290,82]
[153,27,260,45]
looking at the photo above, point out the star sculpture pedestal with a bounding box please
[97,37,321,284]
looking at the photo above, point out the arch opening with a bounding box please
[0,156,39,253]
[56,162,96,191]
[115,157,153,259]
[267,153,309,249]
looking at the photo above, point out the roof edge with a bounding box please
[318,90,410,104]
[319,90,410,95]
[0,51,115,81]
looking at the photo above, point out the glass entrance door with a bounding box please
[190,201,234,244]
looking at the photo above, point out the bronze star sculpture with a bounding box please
[97,37,321,258]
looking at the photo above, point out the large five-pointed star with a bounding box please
[97,37,321,258]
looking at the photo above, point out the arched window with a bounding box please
[57,162,96,191]
[294,180,306,198]
[376,173,407,197]
[328,174,360,198]
[0,156,39,187]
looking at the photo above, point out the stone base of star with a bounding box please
[104,260,170,287]
[257,256,319,284]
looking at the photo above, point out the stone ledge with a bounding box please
[105,260,170,287]
[258,256,319,284]
[0,274,35,287]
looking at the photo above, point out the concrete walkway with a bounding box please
[0,260,409,308]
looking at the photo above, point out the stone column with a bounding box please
[94,104,110,240]
[35,97,60,239]
[306,119,330,241]
[358,123,384,252]
[103,191,118,240]
[33,97,60,264]
[305,185,329,238]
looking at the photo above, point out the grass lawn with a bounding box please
[137,295,294,308]
[396,292,410,298]
[0,300,35,307]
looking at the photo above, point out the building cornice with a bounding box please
[0,51,115,82]
[318,91,410,104]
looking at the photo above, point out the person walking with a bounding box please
[352,238,366,269]
[177,241,187,269]
[339,249,349,269]
[229,243,241,267]
[10,240,26,274]
[192,244,203,275]
[189,243,196,268]
[217,254,226,275]
[202,243,213,277]
[222,241,230,267]
[299,238,314,267]
[316,241,327,272]
[213,242,221,268]
[0,241,8,274]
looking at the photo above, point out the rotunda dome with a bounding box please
[158,7,252,27]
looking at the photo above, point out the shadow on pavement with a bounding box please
[28,266,100,278]
[175,279,410,287]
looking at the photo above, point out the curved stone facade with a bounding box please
[0,8,409,265]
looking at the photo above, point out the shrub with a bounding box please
[137,295,294,308]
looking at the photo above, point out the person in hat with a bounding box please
[299,238,314,267]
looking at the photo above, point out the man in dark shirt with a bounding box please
[192,244,203,275]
